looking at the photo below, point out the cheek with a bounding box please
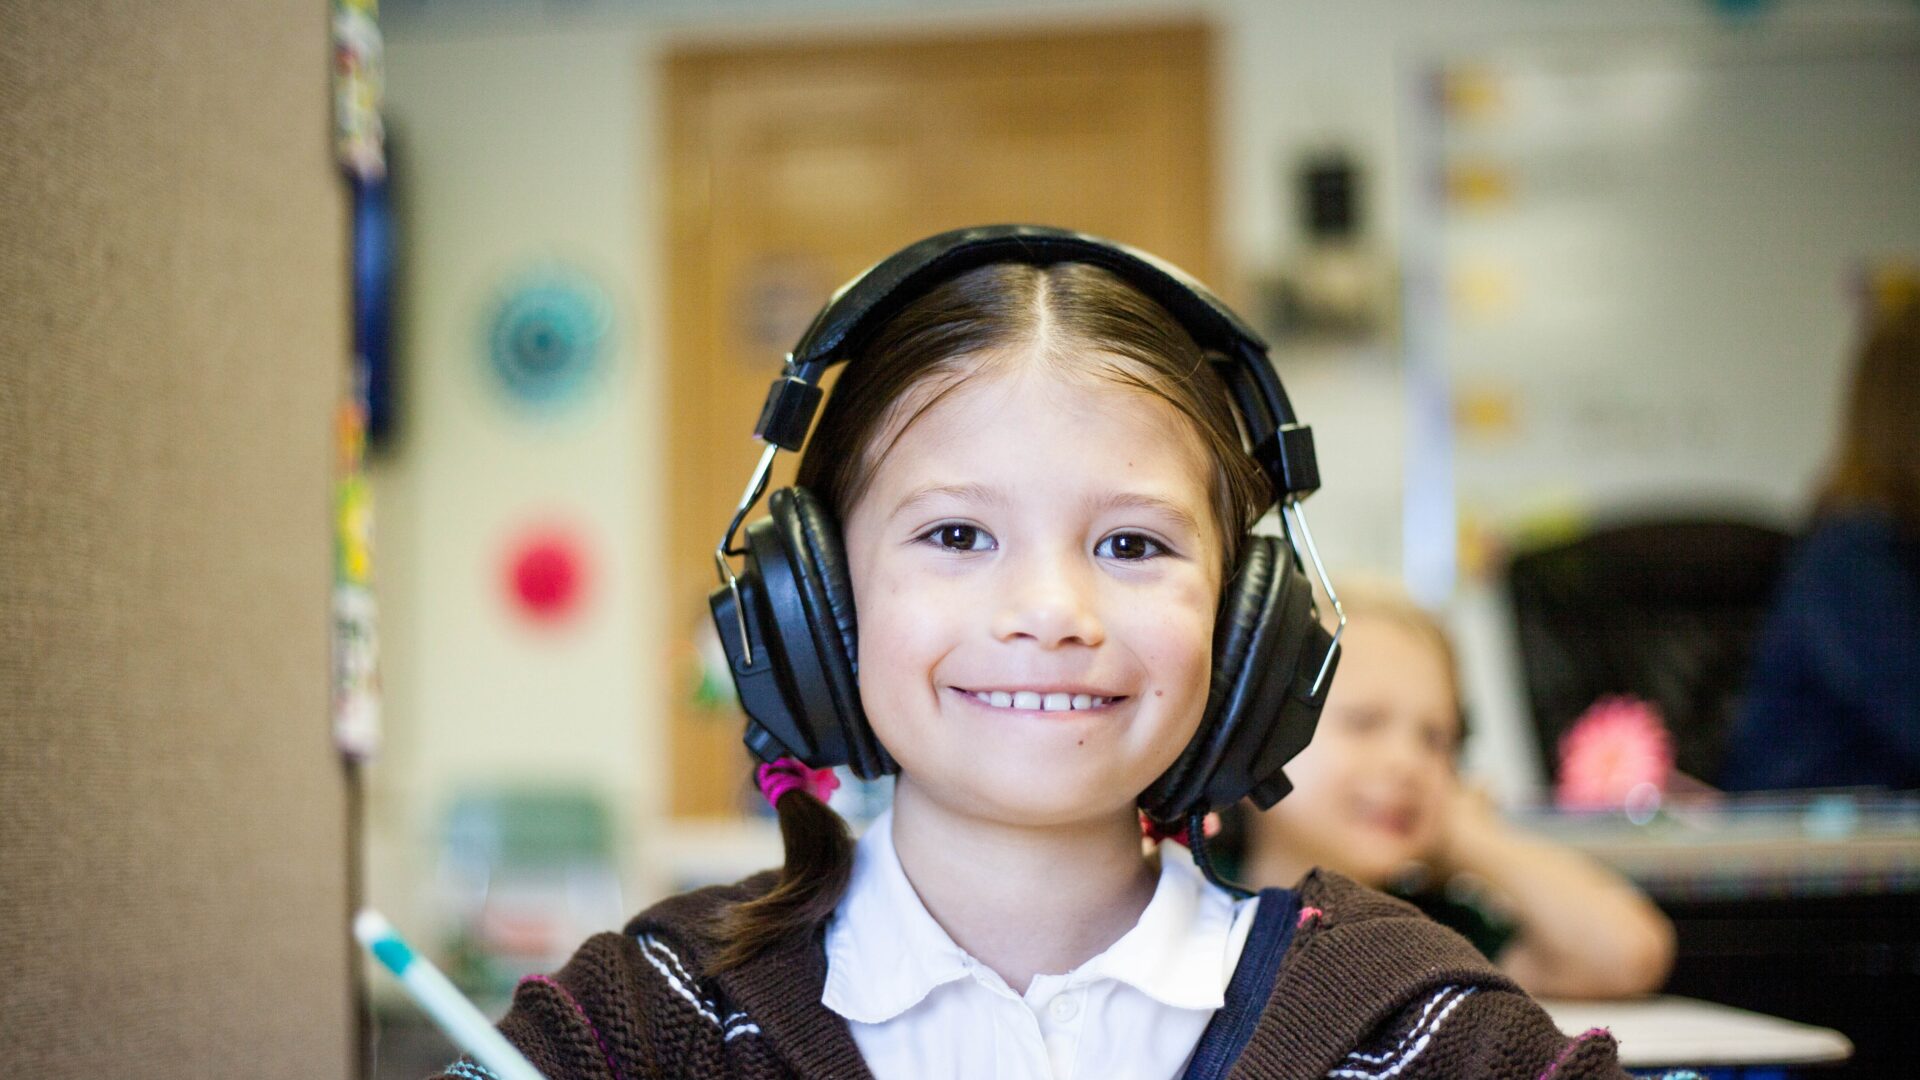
[1120,582,1217,730]
[1277,737,1403,848]
[853,568,944,700]
[1408,761,1453,827]
[1264,743,1352,839]
[1282,731,1356,795]
[1147,573,1220,672]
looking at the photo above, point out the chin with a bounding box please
[1331,835,1420,887]
[1002,769,1143,824]
[925,758,1146,828]
[1348,860,1412,890]
[937,790,1103,830]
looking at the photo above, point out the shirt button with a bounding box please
[1049,994,1080,1022]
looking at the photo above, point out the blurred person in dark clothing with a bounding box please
[1722,302,1920,791]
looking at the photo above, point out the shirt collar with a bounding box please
[822,809,977,1023]
[1070,839,1239,1011]
[821,810,1241,1022]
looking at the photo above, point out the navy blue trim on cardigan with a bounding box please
[1181,887,1300,1080]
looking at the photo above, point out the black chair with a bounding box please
[1503,516,1793,787]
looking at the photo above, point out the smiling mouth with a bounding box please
[951,687,1127,713]
[1357,806,1419,836]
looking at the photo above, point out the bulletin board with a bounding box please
[1402,34,1920,597]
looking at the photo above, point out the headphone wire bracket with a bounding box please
[715,443,782,666]
[1281,499,1345,697]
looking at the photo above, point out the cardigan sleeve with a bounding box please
[422,932,662,1080]
[1324,982,1632,1080]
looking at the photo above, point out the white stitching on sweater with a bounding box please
[1343,985,1459,1064]
[636,934,722,1024]
[648,930,701,987]
[724,1020,762,1042]
[1327,986,1477,1079]
[635,933,762,1041]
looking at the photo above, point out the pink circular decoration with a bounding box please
[505,529,589,624]
[1556,695,1675,812]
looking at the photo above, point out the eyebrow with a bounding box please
[889,482,1008,522]
[1096,491,1205,537]
[889,482,1205,537]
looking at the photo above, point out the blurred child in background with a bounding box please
[1722,299,1920,791]
[1240,583,1675,999]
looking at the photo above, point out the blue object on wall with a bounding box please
[484,266,613,412]
[352,174,395,445]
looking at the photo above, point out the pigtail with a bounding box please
[705,779,855,973]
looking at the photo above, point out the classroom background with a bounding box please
[3,1,1917,1077]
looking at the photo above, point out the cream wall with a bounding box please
[370,0,1920,934]
[367,29,665,937]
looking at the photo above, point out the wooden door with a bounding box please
[663,23,1216,817]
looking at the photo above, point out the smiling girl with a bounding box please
[428,228,1631,1080]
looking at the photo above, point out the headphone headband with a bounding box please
[790,225,1267,374]
[750,225,1321,504]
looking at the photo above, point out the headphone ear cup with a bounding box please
[769,487,893,779]
[1139,534,1333,821]
[1208,537,1335,812]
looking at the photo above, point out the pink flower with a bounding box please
[1556,696,1674,811]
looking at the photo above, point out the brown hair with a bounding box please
[706,260,1272,972]
[1817,303,1920,535]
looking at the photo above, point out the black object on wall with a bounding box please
[1299,152,1360,243]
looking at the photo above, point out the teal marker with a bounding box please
[355,909,548,1080]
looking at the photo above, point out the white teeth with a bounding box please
[968,689,1113,711]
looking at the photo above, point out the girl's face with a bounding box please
[1257,614,1459,885]
[842,357,1225,830]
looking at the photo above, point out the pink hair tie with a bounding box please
[1139,810,1223,848]
[1141,814,1191,847]
[756,757,841,810]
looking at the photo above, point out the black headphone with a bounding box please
[708,225,1344,837]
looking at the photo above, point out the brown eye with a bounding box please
[926,524,992,551]
[1422,722,1460,756]
[1097,532,1165,561]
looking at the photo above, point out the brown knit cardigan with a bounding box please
[426,868,1632,1080]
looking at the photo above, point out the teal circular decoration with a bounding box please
[486,267,612,410]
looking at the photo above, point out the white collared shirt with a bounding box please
[822,810,1259,1080]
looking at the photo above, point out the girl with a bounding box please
[429,228,1630,1080]
[1238,584,1675,1000]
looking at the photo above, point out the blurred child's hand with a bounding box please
[1425,777,1677,997]
[1431,779,1505,874]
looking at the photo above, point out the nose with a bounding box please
[989,545,1105,649]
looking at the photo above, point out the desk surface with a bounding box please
[1539,995,1853,1067]
[1517,793,1920,901]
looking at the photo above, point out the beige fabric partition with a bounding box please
[1,3,353,1076]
